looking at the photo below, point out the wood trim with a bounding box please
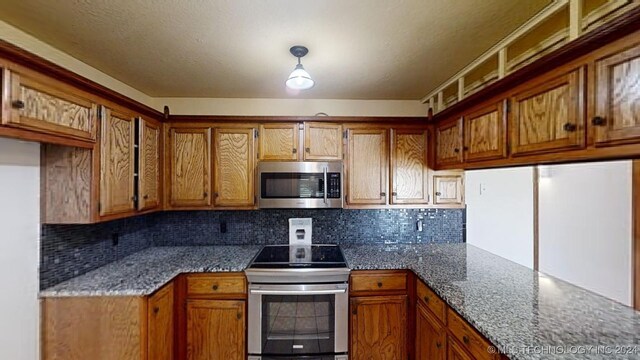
[170,114,428,123]
[633,160,640,310]
[0,39,162,120]
[430,6,640,123]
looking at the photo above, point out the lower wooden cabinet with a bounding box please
[416,302,446,360]
[148,282,175,360]
[448,337,476,360]
[350,295,408,360]
[186,300,246,360]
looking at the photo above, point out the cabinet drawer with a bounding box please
[448,308,498,360]
[186,274,246,296]
[417,280,446,323]
[351,271,407,292]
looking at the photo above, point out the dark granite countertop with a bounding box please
[40,243,640,359]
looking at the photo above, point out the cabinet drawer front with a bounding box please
[448,308,497,360]
[351,272,407,292]
[187,274,246,296]
[7,71,97,141]
[417,280,446,323]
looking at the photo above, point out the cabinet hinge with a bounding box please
[343,130,347,139]
[254,129,259,138]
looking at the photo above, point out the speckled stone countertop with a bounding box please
[41,243,640,359]
[39,246,261,297]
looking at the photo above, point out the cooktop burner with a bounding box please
[249,244,347,269]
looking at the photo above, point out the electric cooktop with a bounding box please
[248,244,348,269]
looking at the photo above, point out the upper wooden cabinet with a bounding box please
[168,127,212,208]
[435,118,463,167]
[304,122,343,160]
[432,171,464,206]
[390,129,429,204]
[510,67,586,156]
[213,127,255,207]
[350,295,407,360]
[258,123,298,160]
[347,128,388,205]
[138,118,161,211]
[99,107,136,217]
[463,101,507,162]
[594,43,640,146]
[2,68,97,141]
[186,300,245,360]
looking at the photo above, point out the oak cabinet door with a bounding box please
[432,171,464,206]
[258,123,298,160]
[100,108,135,217]
[435,118,463,167]
[448,337,475,360]
[304,122,343,160]
[391,129,429,204]
[138,118,161,211]
[4,69,97,141]
[594,43,640,145]
[186,300,245,360]
[347,129,388,205]
[350,295,407,360]
[416,303,446,360]
[510,68,585,156]
[169,128,212,208]
[464,101,507,162]
[148,282,174,360]
[213,127,255,207]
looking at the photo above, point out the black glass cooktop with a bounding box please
[249,245,347,269]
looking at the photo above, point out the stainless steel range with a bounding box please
[245,244,350,360]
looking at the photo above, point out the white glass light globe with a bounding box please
[286,64,315,90]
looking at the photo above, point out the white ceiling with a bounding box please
[0,0,550,100]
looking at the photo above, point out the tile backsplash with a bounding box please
[41,208,465,289]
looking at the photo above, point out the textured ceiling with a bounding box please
[0,0,551,99]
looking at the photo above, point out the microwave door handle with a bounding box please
[323,167,328,204]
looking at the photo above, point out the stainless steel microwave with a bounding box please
[257,161,343,209]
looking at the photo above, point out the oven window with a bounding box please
[261,173,324,199]
[261,295,335,355]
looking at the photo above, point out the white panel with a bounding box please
[0,138,40,360]
[465,167,535,268]
[539,161,633,306]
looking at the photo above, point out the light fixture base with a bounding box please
[290,46,309,58]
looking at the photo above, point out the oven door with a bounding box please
[248,283,349,358]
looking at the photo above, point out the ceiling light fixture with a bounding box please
[286,46,315,90]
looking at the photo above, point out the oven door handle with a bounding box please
[249,288,347,295]
[323,167,328,204]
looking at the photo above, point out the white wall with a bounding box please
[0,138,40,360]
[465,167,535,268]
[539,161,633,306]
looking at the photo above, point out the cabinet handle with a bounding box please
[352,308,357,315]
[454,148,460,153]
[292,148,297,154]
[463,335,470,344]
[203,192,208,198]
[212,284,219,291]
[592,116,606,126]
[11,100,25,109]
[563,123,577,132]
[377,282,383,288]
[305,147,310,153]
[463,146,469,151]
[153,306,160,314]
[423,296,429,303]
[380,192,386,197]
[236,312,242,320]
[436,342,442,349]
[213,192,219,198]
[391,192,397,196]
[143,195,149,200]
[435,192,442,196]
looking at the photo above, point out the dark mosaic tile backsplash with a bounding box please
[41,208,465,289]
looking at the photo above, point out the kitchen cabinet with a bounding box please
[432,171,464,206]
[416,303,446,360]
[390,129,429,204]
[435,117,463,167]
[2,67,97,142]
[148,282,175,360]
[258,123,298,160]
[213,127,255,207]
[168,127,212,208]
[448,338,476,360]
[510,67,585,156]
[99,107,136,217]
[350,295,407,360]
[463,101,507,162]
[186,300,245,360]
[42,282,175,360]
[138,117,161,211]
[304,122,343,160]
[346,128,388,205]
[594,42,640,146]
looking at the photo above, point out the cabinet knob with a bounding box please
[305,147,310,153]
[292,148,297,154]
[563,123,577,132]
[352,308,357,315]
[454,148,460,153]
[380,192,386,197]
[463,146,469,151]
[463,335,470,344]
[203,192,208,198]
[435,192,442,196]
[436,342,442,349]
[377,282,383,288]
[592,116,606,126]
[423,296,429,303]
[153,306,160,314]
[11,100,25,109]
[143,195,149,200]
[213,192,219,198]
[391,192,397,196]
[212,284,219,291]
[236,312,242,320]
